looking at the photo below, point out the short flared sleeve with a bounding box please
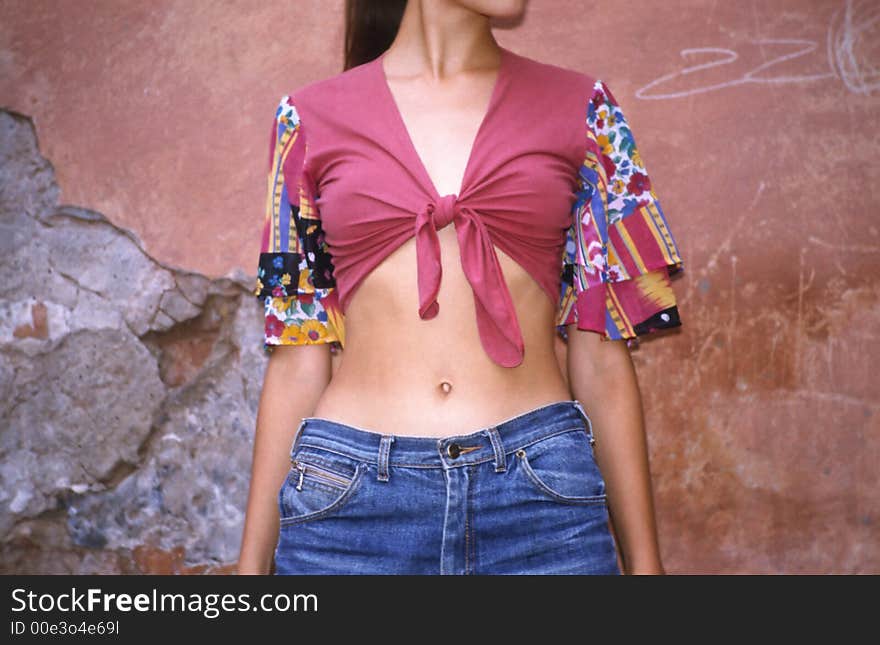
[557,78,684,347]
[253,95,345,353]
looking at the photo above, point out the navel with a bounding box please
[438,379,453,395]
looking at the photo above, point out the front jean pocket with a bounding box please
[278,445,367,526]
[513,428,607,505]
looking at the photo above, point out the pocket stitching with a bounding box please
[279,462,367,527]
[507,426,594,457]
[293,442,366,464]
[293,458,356,488]
[515,449,607,505]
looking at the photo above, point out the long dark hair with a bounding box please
[344,0,407,70]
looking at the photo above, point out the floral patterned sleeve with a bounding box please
[253,95,345,354]
[557,79,684,347]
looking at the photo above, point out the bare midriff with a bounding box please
[310,224,574,438]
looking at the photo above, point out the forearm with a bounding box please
[566,332,665,574]
[237,345,332,574]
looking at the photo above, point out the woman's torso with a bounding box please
[312,230,573,437]
[302,47,591,437]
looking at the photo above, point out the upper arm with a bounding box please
[265,343,334,395]
[253,95,346,355]
[556,78,685,351]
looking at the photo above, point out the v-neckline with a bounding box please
[375,45,510,201]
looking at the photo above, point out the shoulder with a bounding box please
[503,47,611,132]
[508,47,595,85]
[282,58,375,122]
[506,47,598,97]
[509,51,632,134]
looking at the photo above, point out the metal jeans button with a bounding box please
[447,442,461,458]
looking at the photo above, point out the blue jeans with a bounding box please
[273,399,622,575]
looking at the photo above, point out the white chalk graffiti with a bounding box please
[636,0,878,99]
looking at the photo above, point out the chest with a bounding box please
[301,56,586,248]
[380,61,501,199]
[311,108,579,245]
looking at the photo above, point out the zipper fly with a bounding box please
[291,459,352,490]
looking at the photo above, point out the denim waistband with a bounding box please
[291,399,594,472]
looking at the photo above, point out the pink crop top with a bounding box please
[254,46,684,367]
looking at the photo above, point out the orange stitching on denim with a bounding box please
[278,463,366,527]
[464,507,469,574]
[465,469,470,575]
[467,464,477,574]
[515,449,606,505]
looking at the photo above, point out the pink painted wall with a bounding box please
[2,0,877,573]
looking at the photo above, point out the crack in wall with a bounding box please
[1,107,264,571]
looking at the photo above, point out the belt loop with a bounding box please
[484,427,506,473]
[377,435,395,482]
[571,400,594,436]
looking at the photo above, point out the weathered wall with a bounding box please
[1,0,878,573]
[0,108,271,573]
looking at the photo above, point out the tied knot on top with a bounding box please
[427,193,457,230]
[414,193,526,368]
[415,193,461,320]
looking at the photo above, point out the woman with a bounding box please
[238,0,684,575]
